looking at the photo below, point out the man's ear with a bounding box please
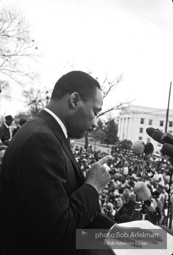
[69,92,80,108]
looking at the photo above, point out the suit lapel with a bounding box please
[37,110,85,185]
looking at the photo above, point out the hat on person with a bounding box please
[5,115,14,121]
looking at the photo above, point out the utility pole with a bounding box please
[0,82,1,118]
[165,81,172,133]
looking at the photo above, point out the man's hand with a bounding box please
[85,155,113,193]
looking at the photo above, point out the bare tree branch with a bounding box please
[102,73,123,99]
[0,7,40,86]
[98,100,133,117]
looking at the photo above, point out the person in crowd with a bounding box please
[122,186,136,217]
[152,189,164,225]
[152,167,165,188]
[103,202,115,220]
[114,195,131,223]
[12,118,27,137]
[0,115,14,146]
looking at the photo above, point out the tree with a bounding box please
[23,88,50,116]
[0,80,10,99]
[90,118,119,148]
[102,118,119,146]
[84,71,132,149]
[117,139,132,150]
[89,119,105,149]
[13,112,32,123]
[0,7,39,86]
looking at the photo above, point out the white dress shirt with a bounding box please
[44,108,68,138]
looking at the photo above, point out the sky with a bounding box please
[1,0,173,116]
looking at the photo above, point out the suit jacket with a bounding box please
[123,198,136,217]
[114,206,131,223]
[0,124,10,145]
[0,110,114,255]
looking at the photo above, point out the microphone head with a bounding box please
[134,181,151,201]
[152,129,164,144]
[160,143,173,157]
[132,141,145,154]
[161,132,173,145]
[144,142,154,154]
[146,127,155,137]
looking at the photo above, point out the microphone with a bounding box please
[152,130,164,144]
[146,127,155,137]
[132,141,145,154]
[134,181,157,212]
[161,132,173,145]
[132,141,154,155]
[144,142,154,154]
[146,127,164,144]
[160,143,173,157]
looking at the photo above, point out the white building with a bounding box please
[117,105,173,153]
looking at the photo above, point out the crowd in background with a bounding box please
[71,142,173,227]
[0,115,27,166]
[0,114,173,228]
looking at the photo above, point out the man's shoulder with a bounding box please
[120,206,129,214]
[0,124,5,132]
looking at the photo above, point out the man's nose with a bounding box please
[88,118,97,132]
[92,118,97,128]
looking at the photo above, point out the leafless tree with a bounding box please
[98,73,132,117]
[23,88,50,115]
[84,71,133,149]
[0,7,39,86]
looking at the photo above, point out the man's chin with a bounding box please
[76,133,85,139]
[69,133,85,140]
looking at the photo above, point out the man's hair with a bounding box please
[5,115,14,121]
[51,71,101,101]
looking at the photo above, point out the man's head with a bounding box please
[5,115,14,126]
[19,118,27,126]
[122,187,131,200]
[105,202,114,212]
[114,195,124,209]
[48,71,103,139]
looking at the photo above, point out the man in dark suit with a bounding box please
[0,115,14,146]
[0,71,114,255]
[114,195,131,223]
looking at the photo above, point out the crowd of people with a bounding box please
[71,142,173,227]
[0,113,173,228]
[0,71,172,255]
[0,114,173,229]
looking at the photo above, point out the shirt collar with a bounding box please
[4,123,10,129]
[44,108,68,138]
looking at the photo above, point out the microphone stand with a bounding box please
[133,153,159,223]
[141,202,153,222]
[133,195,153,222]
[133,153,152,221]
